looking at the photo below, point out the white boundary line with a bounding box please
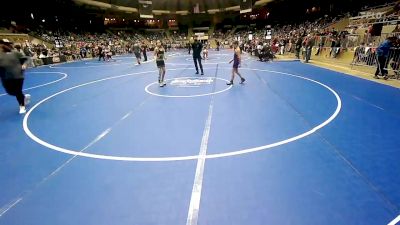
[168,62,227,65]
[22,68,342,162]
[186,65,219,225]
[85,59,124,65]
[186,98,214,225]
[0,198,22,217]
[0,72,68,97]
[168,56,251,66]
[49,58,155,69]
[170,53,230,58]
[0,121,115,217]
[49,53,178,69]
[388,215,400,225]
[165,53,185,58]
[1,98,151,217]
[50,62,130,69]
[205,67,343,159]
[185,57,221,61]
[145,77,232,98]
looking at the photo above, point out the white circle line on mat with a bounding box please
[145,76,232,98]
[185,57,221,61]
[0,72,68,97]
[23,68,342,162]
[49,59,155,69]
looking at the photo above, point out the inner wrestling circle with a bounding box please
[145,76,232,98]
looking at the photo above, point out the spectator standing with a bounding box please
[142,42,148,62]
[375,37,396,80]
[304,34,314,63]
[133,42,141,65]
[295,36,303,59]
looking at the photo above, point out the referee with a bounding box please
[192,38,204,75]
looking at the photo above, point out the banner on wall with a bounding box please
[139,0,154,18]
[240,0,252,14]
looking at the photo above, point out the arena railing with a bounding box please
[312,34,362,49]
[351,47,400,79]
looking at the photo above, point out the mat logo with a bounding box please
[170,78,214,87]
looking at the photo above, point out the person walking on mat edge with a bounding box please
[227,41,245,85]
[0,39,31,114]
[154,40,167,87]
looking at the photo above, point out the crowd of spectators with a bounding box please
[2,0,399,69]
[14,30,135,65]
[168,31,187,48]
[219,2,399,64]
[2,27,193,67]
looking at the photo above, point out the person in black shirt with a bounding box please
[295,36,303,59]
[133,42,141,65]
[329,36,336,57]
[192,38,204,75]
[0,39,31,114]
[98,45,105,61]
[142,42,148,62]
